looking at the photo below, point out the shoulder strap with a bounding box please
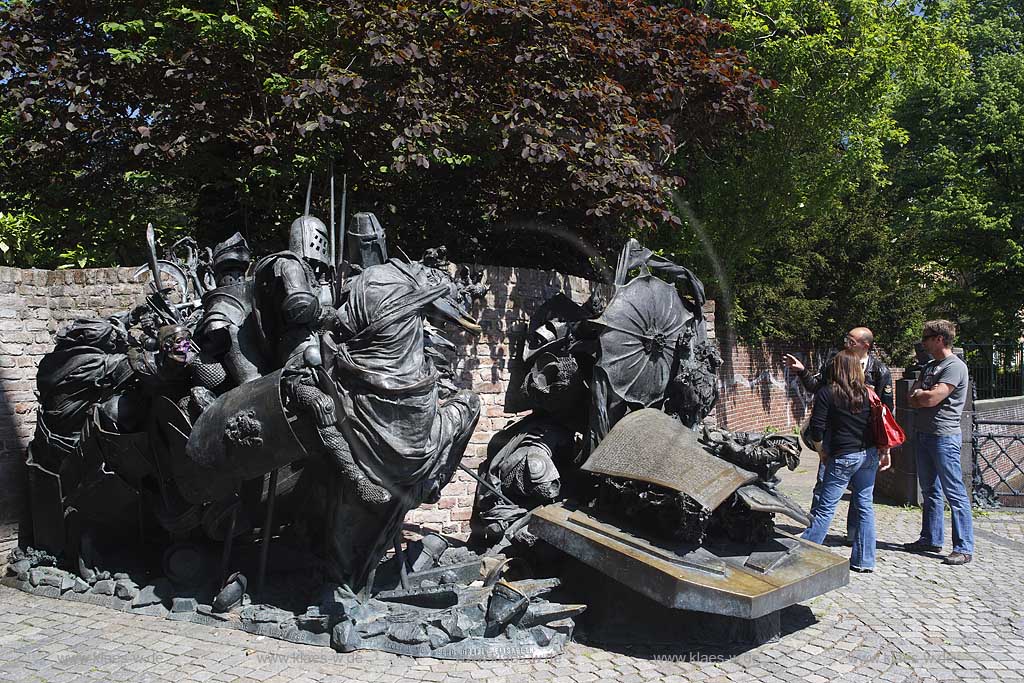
[865,386,882,408]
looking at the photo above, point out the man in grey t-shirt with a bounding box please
[903,319,974,565]
[914,354,969,434]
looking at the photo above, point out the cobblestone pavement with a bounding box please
[2,456,1024,683]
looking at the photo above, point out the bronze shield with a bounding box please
[182,369,308,504]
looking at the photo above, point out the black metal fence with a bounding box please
[961,342,1024,400]
[972,416,1024,508]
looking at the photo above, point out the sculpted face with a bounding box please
[158,325,193,366]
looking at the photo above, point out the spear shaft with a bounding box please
[329,160,336,268]
[338,173,347,273]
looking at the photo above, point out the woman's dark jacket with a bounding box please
[809,385,873,457]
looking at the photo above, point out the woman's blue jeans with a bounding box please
[811,461,856,541]
[801,448,879,569]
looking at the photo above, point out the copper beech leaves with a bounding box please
[1,0,769,272]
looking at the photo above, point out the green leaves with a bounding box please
[99,20,146,34]
[0,209,41,266]
[888,0,1024,341]
[667,0,1021,350]
[221,14,259,41]
[164,6,216,25]
[666,0,965,353]
[106,47,145,64]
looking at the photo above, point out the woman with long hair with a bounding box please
[801,349,891,572]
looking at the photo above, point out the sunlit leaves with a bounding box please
[669,0,964,350]
[888,0,1024,339]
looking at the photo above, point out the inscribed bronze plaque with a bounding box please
[581,408,756,510]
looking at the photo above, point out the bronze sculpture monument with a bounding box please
[6,178,847,658]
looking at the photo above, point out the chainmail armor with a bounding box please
[288,381,336,428]
[285,375,391,504]
[191,360,228,390]
[503,455,530,499]
[317,424,391,505]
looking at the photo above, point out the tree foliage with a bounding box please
[669,0,968,354]
[0,0,770,271]
[888,0,1024,341]
[4,0,1021,349]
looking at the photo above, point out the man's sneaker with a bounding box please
[902,539,942,553]
[850,565,874,573]
[942,552,972,565]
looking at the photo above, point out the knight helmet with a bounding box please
[346,212,388,269]
[212,232,251,285]
[288,215,332,270]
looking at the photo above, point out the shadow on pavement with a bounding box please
[572,603,818,663]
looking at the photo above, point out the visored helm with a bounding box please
[346,212,388,269]
[288,215,332,270]
[212,232,252,285]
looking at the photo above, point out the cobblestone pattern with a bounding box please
[2,460,1023,682]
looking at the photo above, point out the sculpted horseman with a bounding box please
[21,174,486,609]
[182,208,481,594]
[286,212,482,592]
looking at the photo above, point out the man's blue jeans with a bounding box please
[802,448,879,570]
[915,431,974,555]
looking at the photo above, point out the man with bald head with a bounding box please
[784,326,894,542]
[784,326,894,410]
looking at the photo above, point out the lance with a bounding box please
[338,173,348,277]
[329,160,336,272]
[457,462,516,507]
[304,173,313,216]
[256,468,280,597]
[145,223,161,295]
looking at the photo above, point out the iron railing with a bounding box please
[972,416,1024,508]
[961,342,1024,400]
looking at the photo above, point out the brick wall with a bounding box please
[714,339,904,434]
[407,265,618,534]
[0,264,621,537]
[0,266,148,528]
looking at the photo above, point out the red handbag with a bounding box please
[867,387,906,450]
